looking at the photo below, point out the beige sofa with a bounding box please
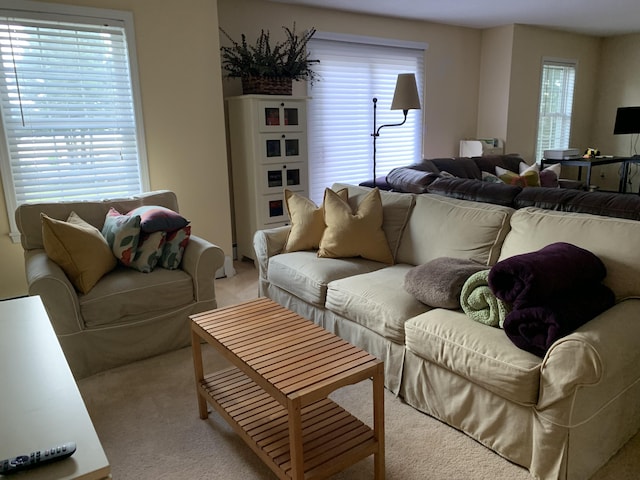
[16,190,225,379]
[253,183,640,480]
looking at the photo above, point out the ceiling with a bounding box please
[268,0,640,37]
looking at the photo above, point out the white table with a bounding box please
[0,296,110,479]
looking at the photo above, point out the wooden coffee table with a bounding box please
[190,297,385,479]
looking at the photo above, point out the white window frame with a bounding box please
[535,58,577,163]
[0,0,149,242]
[307,33,426,203]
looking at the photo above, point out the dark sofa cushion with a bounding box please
[514,187,640,221]
[429,157,483,179]
[426,177,522,208]
[473,154,524,175]
[386,167,440,193]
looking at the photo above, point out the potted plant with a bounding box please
[219,23,319,95]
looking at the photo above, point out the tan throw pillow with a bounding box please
[318,187,394,264]
[42,211,117,294]
[496,166,540,187]
[283,188,348,252]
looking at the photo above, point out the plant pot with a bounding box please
[241,76,292,95]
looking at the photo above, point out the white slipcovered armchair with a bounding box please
[15,190,225,379]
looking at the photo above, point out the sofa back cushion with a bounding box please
[16,190,179,251]
[499,207,640,300]
[473,154,524,174]
[514,187,640,221]
[331,183,415,261]
[396,194,514,266]
[426,177,522,207]
[429,157,482,179]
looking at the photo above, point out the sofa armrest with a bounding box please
[181,235,225,303]
[536,299,640,426]
[253,226,290,281]
[24,249,83,336]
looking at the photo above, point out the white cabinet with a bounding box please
[227,95,309,261]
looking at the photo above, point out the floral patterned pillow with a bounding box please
[101,208,141,266]
[160,226,191,269]
[130,231,166,273]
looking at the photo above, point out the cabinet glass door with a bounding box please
[258,100,306,132]
[260,193,288,225]
[260,133,306,163]
[260,162,307,194]
[265,139,282,158]
[283,108,299,126]
[264,108,281,126]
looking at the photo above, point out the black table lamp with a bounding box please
[614,106,640,157]
[371,73,421,187]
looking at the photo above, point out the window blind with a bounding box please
[535,60,576,162]
[307,37,424,203]
[0,14,146,211]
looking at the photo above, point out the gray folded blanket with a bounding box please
[404,257,487,309]
[461,269,511,328]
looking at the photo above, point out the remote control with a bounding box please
[0,442,76,475]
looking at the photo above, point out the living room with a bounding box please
[1,1,640,478]
[1,0,640,301]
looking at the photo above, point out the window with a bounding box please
[535,59,576,162]
[0,2,148,240]
[307,34,425,203]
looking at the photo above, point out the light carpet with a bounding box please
[77,344,639,480]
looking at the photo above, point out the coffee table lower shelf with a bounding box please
[199,366,379,480]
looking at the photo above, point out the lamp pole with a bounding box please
[371,97,410,188]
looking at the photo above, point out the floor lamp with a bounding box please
[371,73,421,187]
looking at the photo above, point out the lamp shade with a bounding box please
[613,106,640,134]
[390,73,421,111]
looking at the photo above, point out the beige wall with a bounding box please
[507,26,601,164]
[217,0,483,158]
[593,33,640,191]
[474,24,604,183]
[477,25,514,143]
[0,0,232,299]
[479,26,640,191]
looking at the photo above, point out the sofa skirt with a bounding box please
[59,299,216,379]
[400,349,640,480]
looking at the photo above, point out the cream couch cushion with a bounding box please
[396,194,514,266]
[79,266,195,328]
[326,264,430,343]
[268,251,385,306]
[405,309,542,405]
[17,190,180,251]
[500,207,640,300]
